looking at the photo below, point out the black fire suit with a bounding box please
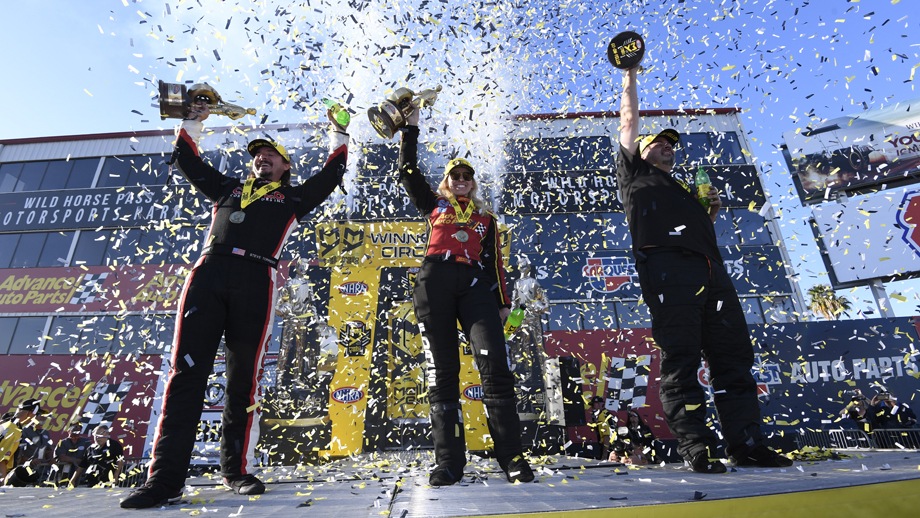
[616,144,764,462]
[398,125,522,476]
[146,122,347,491]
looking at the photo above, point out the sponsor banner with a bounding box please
[524,246,790,302]
[0,185,197,232]
[0,354,161,458]
[783,97,920,204]
[748,317,920,430]
[501,165,765,215]
[813,186,920,286]
[0,264,189,313]
[325,264,381,456]
[316,221,511,269]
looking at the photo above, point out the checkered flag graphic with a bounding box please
[79,381,133,429]
[604,356,651,411]
[69,273,110,304]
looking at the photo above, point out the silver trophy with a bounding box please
[158,80,257,120]
[367,85,442,139]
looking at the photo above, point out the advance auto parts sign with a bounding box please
[0,264,187,313]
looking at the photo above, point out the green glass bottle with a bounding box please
[695,166,711,210]
[504,307,526,339]
[323,98,351,127]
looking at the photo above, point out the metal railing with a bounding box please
[796,428,920,450]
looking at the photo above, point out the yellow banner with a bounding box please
[325,264,381,456]
[318,220,511,456]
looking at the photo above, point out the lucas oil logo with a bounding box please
[337,281,368,296]
[582,256,636,293]
[331,387,364,404]
[462,384,483,401]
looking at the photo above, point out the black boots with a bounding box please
[429,402,467,486]
[486,404,534,483]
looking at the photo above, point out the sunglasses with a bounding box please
[449,171,473,181]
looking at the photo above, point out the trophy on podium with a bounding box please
[367,85,442,139]
[607,31,645,69]
[158,80,257,120]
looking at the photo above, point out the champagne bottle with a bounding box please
[695,166,711,210]
[504,307,526,339]
[323,98,351,127]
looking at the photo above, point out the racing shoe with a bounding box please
[223,474,266,495]
[120,483,183,509]
[501,455,535,483]
[689,449,727,474]
[733,445,793,468]
[429,466,463,486]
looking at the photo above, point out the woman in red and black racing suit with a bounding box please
[397,112,534,486]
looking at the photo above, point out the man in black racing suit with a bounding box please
[121,101,349,509]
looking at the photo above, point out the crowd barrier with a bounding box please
[796,428,920,450]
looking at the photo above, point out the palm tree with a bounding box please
[807,284,852,320]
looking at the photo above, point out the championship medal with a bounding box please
[454,229,469,243]
[229,211,246,224]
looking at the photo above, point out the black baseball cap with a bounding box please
[638,128,680,154]
[17,398,49,415]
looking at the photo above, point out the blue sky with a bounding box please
[1,0,918,318]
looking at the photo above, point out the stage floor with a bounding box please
[1,450,918,517]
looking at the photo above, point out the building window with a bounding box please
[16,162,48,193]
[0,162,24,193]
[0,317,17,354]
[72,231,111,266]
[6,316,48,354]
[38,231,74,267]
[0,234,20,268]
[9,232,46,268]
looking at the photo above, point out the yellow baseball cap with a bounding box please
[247,139,291,163]
[444,157,475,177]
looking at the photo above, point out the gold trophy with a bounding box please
[367,85,442,139]
[158,80,257,120]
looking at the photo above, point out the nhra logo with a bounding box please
[337,281,368,296]
[462,384,483,401]
[331,387,364,404]
[896,190,920,258]
[582,257,636,293]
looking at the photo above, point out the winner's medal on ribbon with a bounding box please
[233,177,281,224]
[448,196,475,243]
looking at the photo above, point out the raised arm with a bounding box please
[618,67,640,158]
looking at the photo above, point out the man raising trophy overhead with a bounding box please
[121,88,351,509]
[612,30,793,473]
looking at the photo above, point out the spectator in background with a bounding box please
[17,417,53,484]
[589,396,615,460]
[72,425,125,487]
[867,391,917,430]
[1,399,49,486]
[55,425,89,484]
[840,388,871,431]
